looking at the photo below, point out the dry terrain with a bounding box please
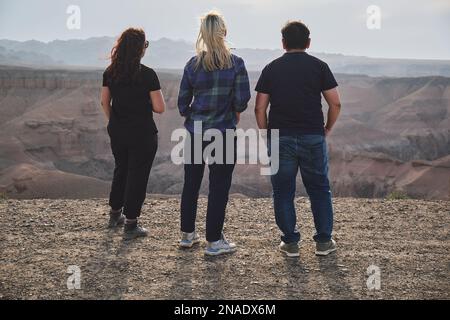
[0,196,448,300]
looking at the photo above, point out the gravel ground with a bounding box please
[0,196,449,300]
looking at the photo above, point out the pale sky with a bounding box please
[0,0,449,60]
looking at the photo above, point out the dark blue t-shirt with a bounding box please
[255,52,338,135]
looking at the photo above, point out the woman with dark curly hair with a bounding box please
[101,28,165,240]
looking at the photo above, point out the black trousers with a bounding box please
[108,123,157,219]
[180,131,236,242]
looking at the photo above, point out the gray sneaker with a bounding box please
[179,231,200,248]
[108,209,125,228]
[123,222,148,240]
[315,239,337,256]
[279,241,300,257]
[205,234,237,256]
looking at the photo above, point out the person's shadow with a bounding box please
[167,246,198,299]
[168,245,236,300]
[282,256,309,299]
[316,252,357,299]
[202,254,234,299]
[79,228,136,300]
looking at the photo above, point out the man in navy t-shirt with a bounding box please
[255,21,342,257]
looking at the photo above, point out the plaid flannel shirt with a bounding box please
[177,54,251,133]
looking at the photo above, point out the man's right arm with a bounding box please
[255,92,270,129]
[322,87,341,136]
[254,66,271,129]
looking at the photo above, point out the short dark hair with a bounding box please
[281,21,310,50]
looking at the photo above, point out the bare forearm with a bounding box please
[255,110,268,129]
[254,93,270,130]
[100,87,112,121]
[236,112,241,125]
[322,88,341,132]
[325,104,341,130]
[101,103,111,121]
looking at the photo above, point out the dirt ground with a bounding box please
[0,196,448,300]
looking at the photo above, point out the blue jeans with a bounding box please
[269,134,333,244]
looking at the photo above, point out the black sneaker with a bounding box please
[123,222,148,240]
[108,209,125,228]
[315,239,337,256]
[279,241,300,257]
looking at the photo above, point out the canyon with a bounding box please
[0,65,449,200]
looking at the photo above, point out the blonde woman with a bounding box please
[177,11,251,256]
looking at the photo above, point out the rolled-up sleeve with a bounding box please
[177,66,193,117]
[233,58,251,113]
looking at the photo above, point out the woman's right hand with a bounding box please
[100,86,112,120]
[150,90,166,114]
[236,112,241,125]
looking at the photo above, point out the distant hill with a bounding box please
[1,37,450,77]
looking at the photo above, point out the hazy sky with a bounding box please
[1,0,449,60]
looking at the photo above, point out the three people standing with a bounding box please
[101,14,341,258]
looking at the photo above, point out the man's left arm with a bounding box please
[321,63,341,136]
[322,87,341,136]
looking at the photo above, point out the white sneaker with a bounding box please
[179,231,200,248]
[205,234,237,256]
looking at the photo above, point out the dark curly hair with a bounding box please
[106,28,147,84]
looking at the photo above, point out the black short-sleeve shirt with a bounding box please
[255,52,338,135]
[103,64,161,133]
